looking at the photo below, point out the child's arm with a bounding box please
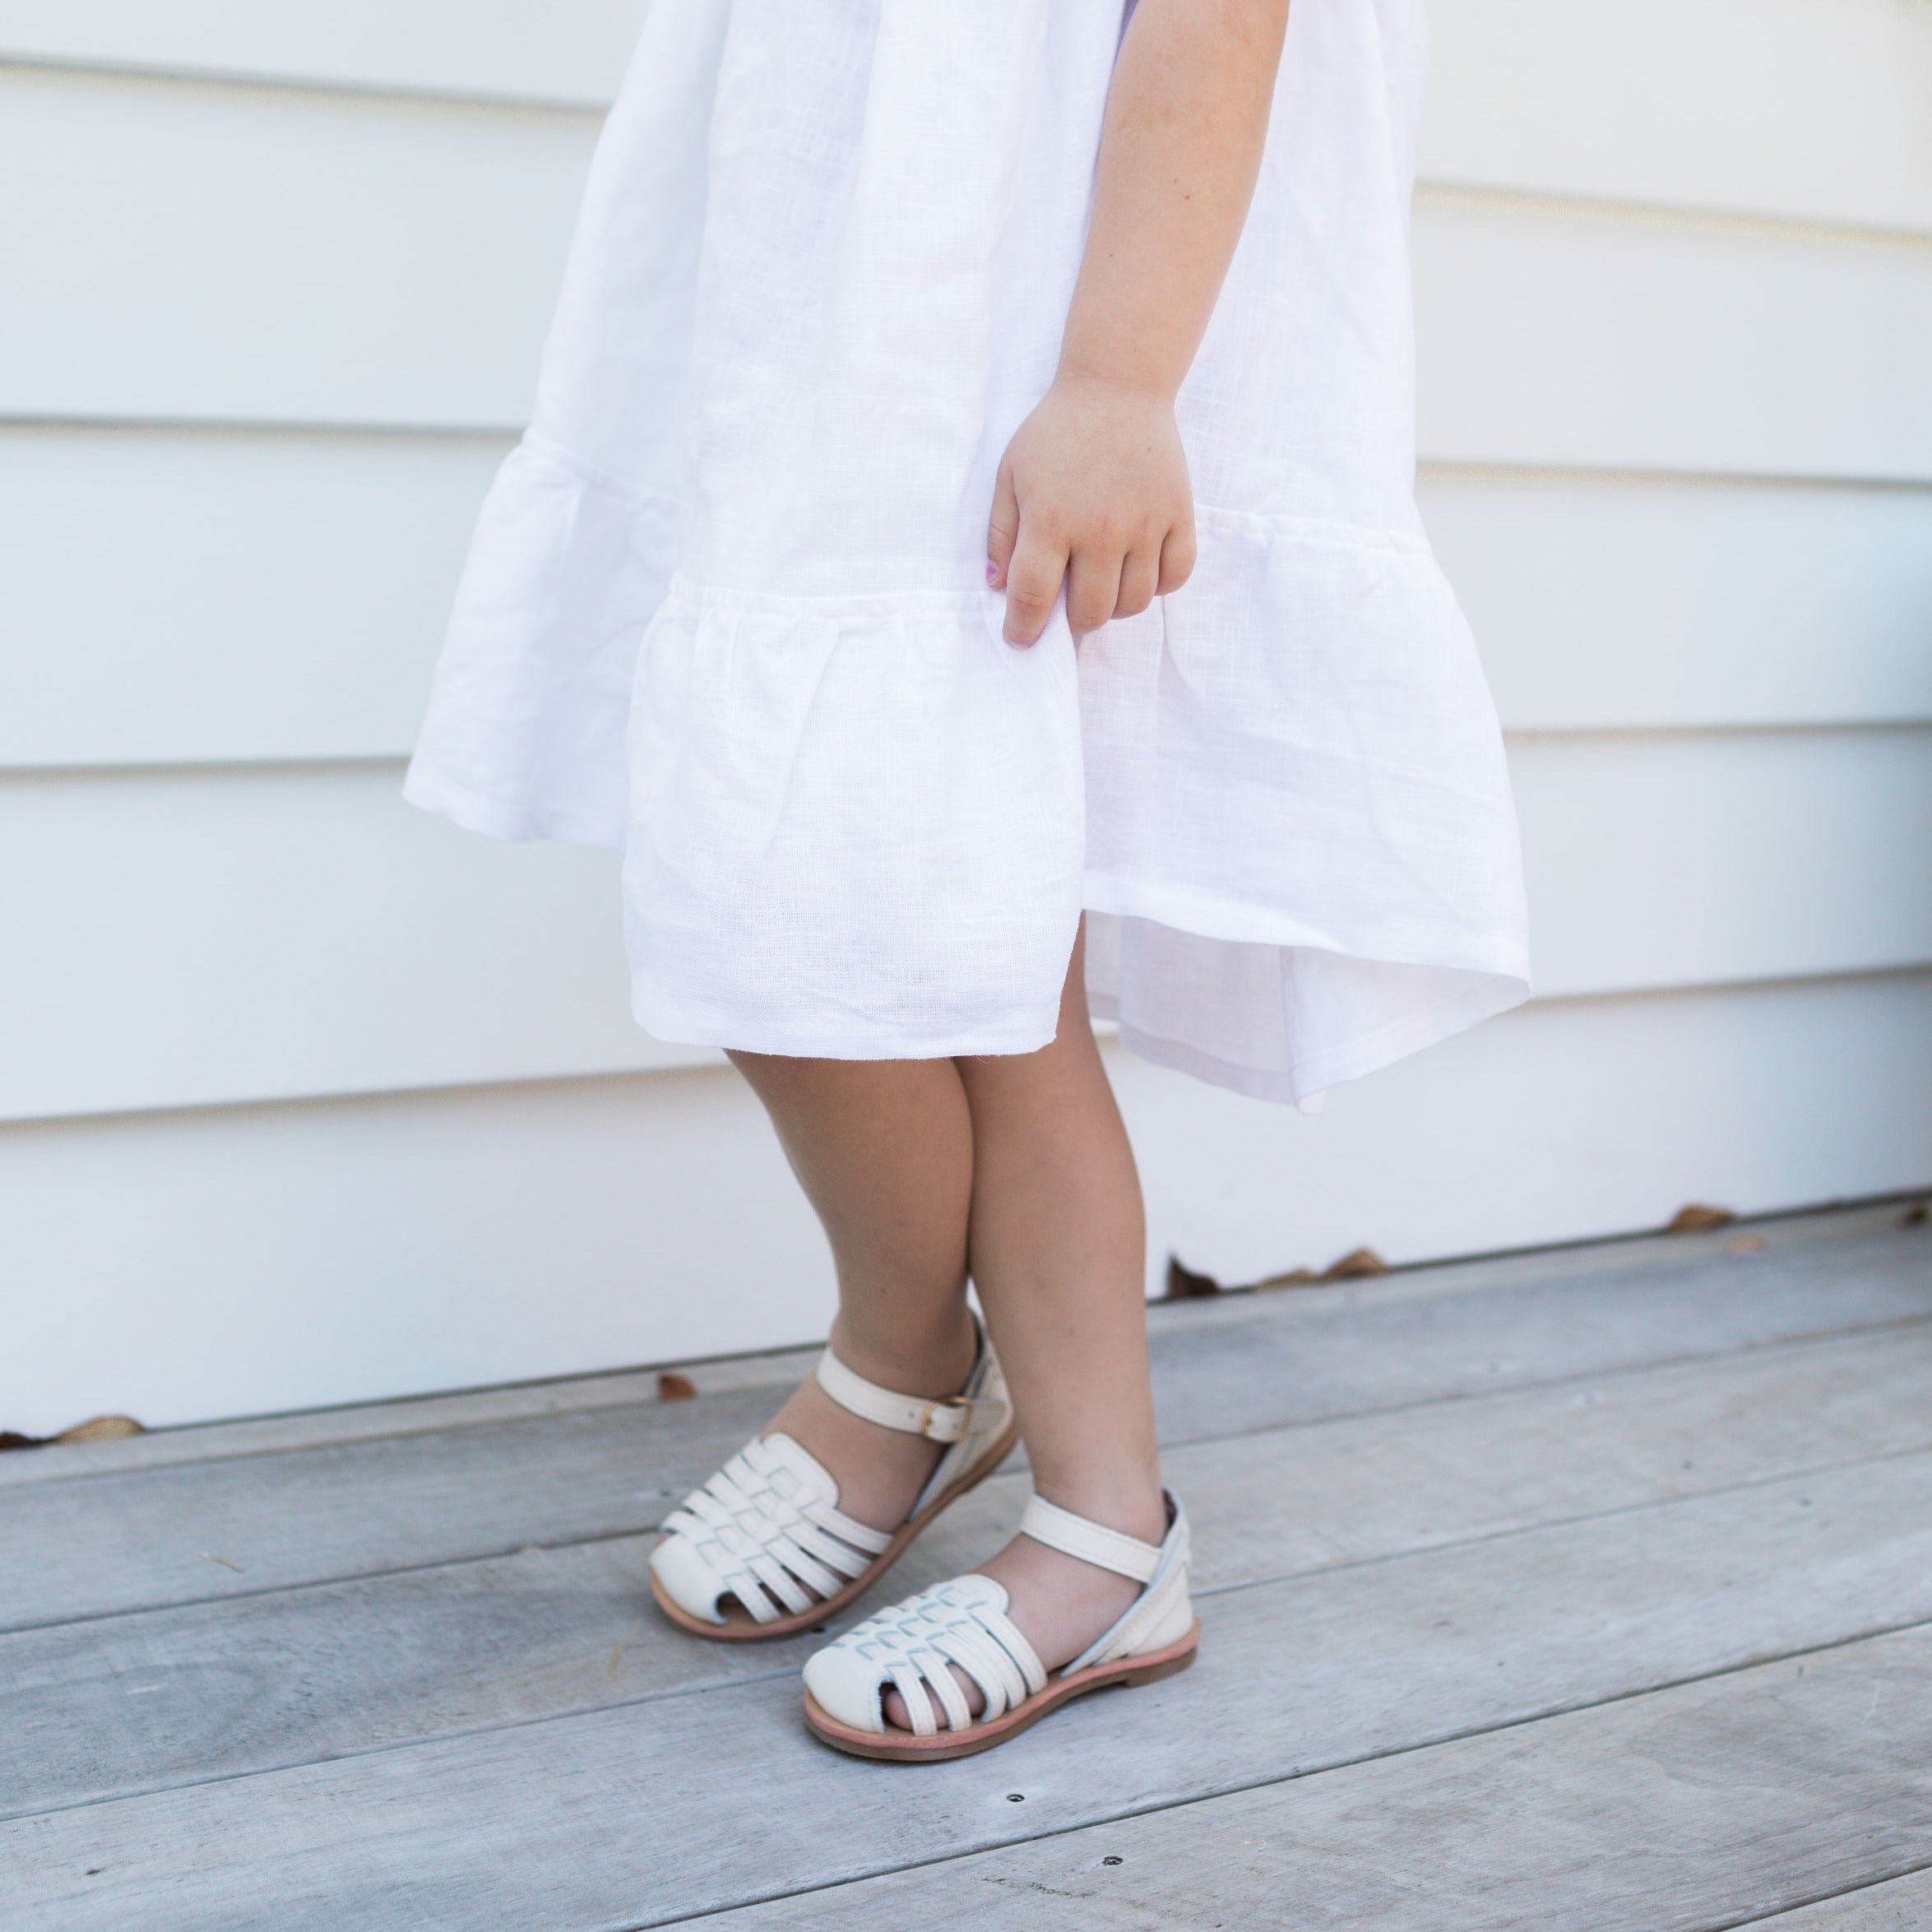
[988,0,1290,645]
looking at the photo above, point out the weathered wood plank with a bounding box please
[9,1441,1932,1925]
[0,1346,822,1491]
[698,1625,1932,1930]
[1753,1869,1932,1929]
[0,1387,783,1635]
[5,1220,1926,1630]
[1143,1218,1932,1445]
[7,1323,1929,1817]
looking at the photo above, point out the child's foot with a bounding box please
[650,1309,997,1634]
[878,1494,1165,1730]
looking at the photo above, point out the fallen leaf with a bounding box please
[1164,1257,1222,1300]
[1255,1267,1320,1292]
[1728,1235,1766,1255]
[1666,1203,1735,1234]
[55,1415,146,1444]
[1902,1202,1929,1228]
[1323,1247,1388,1280]
[656,1372,697,1402]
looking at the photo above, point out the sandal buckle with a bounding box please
[919,1395,972,1443]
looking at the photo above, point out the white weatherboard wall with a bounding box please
[2,0,1929,1433]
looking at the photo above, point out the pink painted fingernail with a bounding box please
[985,560,999,585]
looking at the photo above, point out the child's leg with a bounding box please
[878,924,1162,1723]
[725,1052,980,1532]
[729,924,1165,1717]
[959,923,1163,1547]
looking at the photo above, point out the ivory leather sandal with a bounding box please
[800,1490,1199,1760]
[647,1316,1016,1641]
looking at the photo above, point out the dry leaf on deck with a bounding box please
[1164,1257,1222,1300]
[1666,1204,1735,1234]
[1256,1267,1320,1291]
[1323,1247,1388,1280]
[54,1415,145,1444]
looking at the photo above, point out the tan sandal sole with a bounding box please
[649,1416,1022,1643]
[802,1619,1202,1761]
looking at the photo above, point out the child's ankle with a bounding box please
[827,1304,977,1399]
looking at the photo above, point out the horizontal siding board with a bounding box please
[5,978,1928,1432]
[0,766,711,1125]
[1413,189,1932,482]
[12,438,1931,774]
[0,734,1925,1122]
[0,1064,834,1436]
[0,426,507,767]
[8,2,1927,241]
[3,4,1927,1451]
[1423,0,1932,238]
[6,440,1930,771]
[1514,727,1932,998]
[1423,470,1932,734]
[1116,978,1932,1294]
[0,5,646,109]
[0,66,591,431]
[3,67,1930,483]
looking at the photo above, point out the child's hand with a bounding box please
[986,374,1197,646]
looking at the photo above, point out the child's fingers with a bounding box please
[1156,517,1198,596]
[1114,544,1161,620]
[1003,525,1068,646]
[985,462,1021,591]
[1066,545,1124,638]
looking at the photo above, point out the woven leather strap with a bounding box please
[815,1344,987,1444]
[1018,1493,1162,1583]
[814,1576,1048,1737]
[658,1435,892,1624]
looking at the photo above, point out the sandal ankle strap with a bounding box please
[1018,1493,1163,1583]
[814,1321,996,1444]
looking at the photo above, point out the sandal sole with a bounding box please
[801,1620,1202,1761]
[649,1416,1022,1643]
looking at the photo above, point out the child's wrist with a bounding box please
[1052,355,1182,408]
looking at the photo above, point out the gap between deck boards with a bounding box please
[6,1213,1928,1633]
[7,1315,1932,1821]
[677,1622,1932,1931]
[10,1355,1932,1916]
[6,1209,1928,1930]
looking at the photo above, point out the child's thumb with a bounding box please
[985,462,1020,588]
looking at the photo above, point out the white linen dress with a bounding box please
[405,0,1531,1105]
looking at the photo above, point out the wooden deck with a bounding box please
[5,1201,1932,1929]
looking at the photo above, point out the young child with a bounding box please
[405,0,1529,1760]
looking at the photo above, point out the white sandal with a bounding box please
[800,1489,1199,1760]
[647,1315,1017,1642]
